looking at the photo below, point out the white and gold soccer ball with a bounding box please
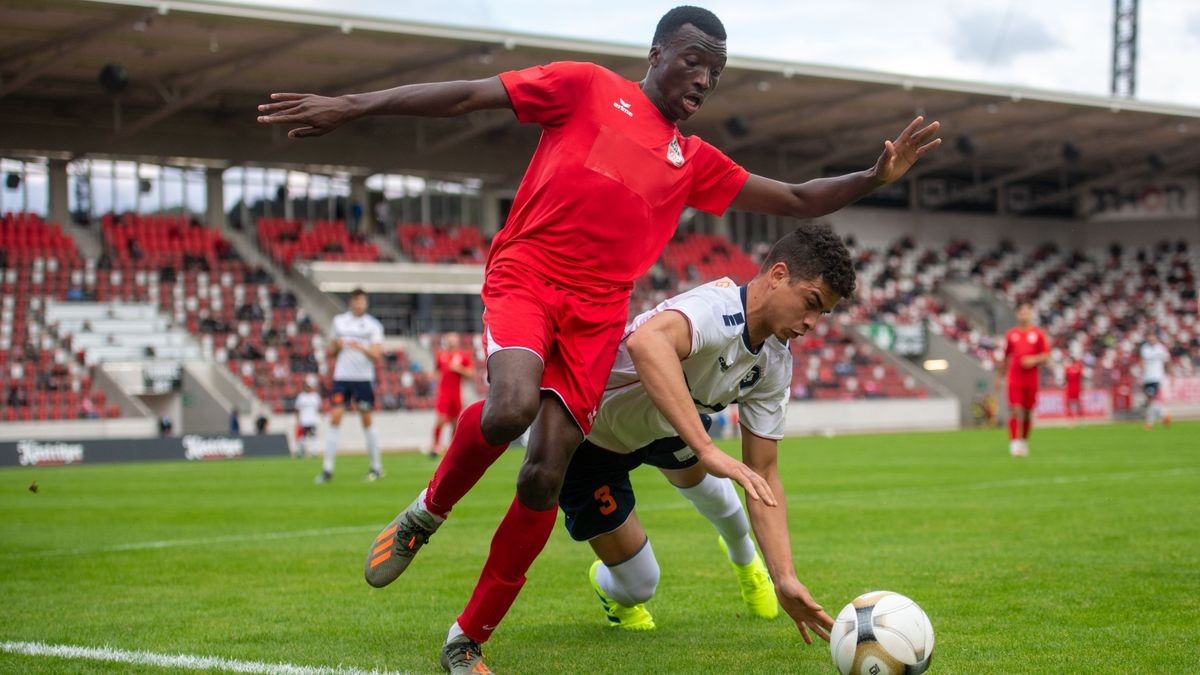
[829,591,935,675]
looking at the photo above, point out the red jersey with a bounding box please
[1064,362,1083,397]
[1004,326,1049,386]
[493,62,749,300]
[435,349,472,395]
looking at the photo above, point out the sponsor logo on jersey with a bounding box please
[739,365,762,390]
[182,435,245,461]
[667,136,685,167]
[17,440,84,466]
[613,98,633,117]
[722,312,745,327]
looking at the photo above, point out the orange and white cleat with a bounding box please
[364,495,442,588]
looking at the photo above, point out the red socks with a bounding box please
[1022,415,1032,440]
[457,496,558,642]
[1009,416,1020,441]
[424,401,509,518]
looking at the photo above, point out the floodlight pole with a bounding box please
[1111,0,1138,98]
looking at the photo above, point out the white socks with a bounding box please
[596,540,660,606]
[365,426,381,473]
[678,474,756,565]
[322,426,341,474]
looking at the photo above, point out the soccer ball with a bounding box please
[829,591,934,675]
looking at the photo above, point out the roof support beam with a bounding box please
[329,47,480,94]
[0,9,156,100]
[1013,148,1200,214]
[722,87,887,154]
[418,113,513,156]
[115,30,325,139]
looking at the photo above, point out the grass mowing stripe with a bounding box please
[0,641,406,675]
[0,524,380,559]
[7,466,1192,560]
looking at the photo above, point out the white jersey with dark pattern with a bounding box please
[330,311,384,382]
[586,278,791,454]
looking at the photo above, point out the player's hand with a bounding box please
[776,577,834,644]
[698,449,776,506]
[1020,355,1039,368]
[873,116,941,183]
[257,93,354,138]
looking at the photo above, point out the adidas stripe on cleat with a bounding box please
[364,495,442,588]
[588,560,656,631]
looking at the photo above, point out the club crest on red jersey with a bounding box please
[667,136,685,167]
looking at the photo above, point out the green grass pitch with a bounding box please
[1,422,1197,673]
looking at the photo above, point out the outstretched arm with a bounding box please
[731,116,940,218]
[741,431,834,644]
[626,311,776,506]
[256,77,512,138]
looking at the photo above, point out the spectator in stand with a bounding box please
[230,407,242,435]
[80,397,99,420]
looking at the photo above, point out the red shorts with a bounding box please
[1008,381,1039,410]
[435,385,463,419]
[482,265,629,435]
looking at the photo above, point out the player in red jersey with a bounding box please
[259,7,940,672]
[995,302,1050,457]
[1063,358,1085,425]
[432,333,475,458]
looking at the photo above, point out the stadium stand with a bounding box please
[396,223,489,264]
[256,218,382,266]
[838,234,1198,409]
[4,212,448,419]
[0,213,116,420]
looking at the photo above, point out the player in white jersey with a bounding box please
[559,224,853,644]
[294,377,322,459]
[1140,332,1172,429]
[316,288,385,483]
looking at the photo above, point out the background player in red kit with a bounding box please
[432,333,475,458]
[1063,358,1085,424]
[258,6,940,672]
[996,302,1050,457]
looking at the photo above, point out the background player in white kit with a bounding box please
[294,376,322,459]
[1140,332,1172,430]
[559,224,851,643]
[316,288,385,483]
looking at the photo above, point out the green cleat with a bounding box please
[588,560,656,631]
[719,536,779,619]
[440,634,493,674]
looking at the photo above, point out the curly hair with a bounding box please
[759,223,856,299]
[652,6,727,46]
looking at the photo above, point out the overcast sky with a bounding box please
[230,0,1200,107]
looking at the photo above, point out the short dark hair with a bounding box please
[653,6,726,46]
[349,288,367,300]
[759,223,856,299]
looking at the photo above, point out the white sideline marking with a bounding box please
[2,525,378,559]
[0,640,404,675]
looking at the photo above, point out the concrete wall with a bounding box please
[782,397,961,436]
[0,417,159,442]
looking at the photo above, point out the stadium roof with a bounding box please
[3,0,1200,212]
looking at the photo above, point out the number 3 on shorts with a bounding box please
[593,485,617,515]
